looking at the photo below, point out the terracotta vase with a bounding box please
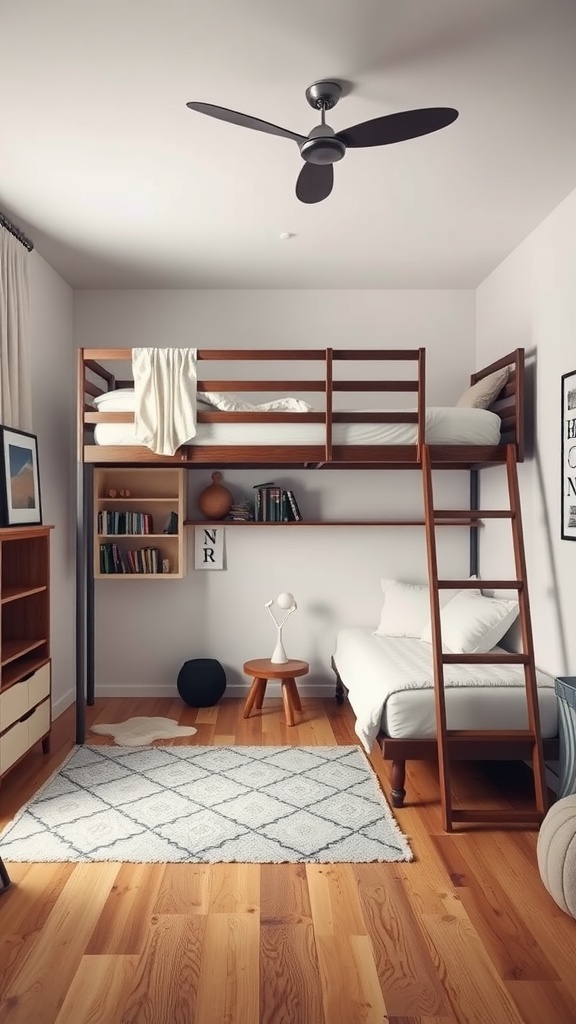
[197,471,233,520]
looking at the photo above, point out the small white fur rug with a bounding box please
[91,717,197,746]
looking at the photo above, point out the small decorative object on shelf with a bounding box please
[198,471,233,520]
[265,592,297,663]
[226,499,254,522]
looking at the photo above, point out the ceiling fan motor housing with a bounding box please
[300,126,346,166]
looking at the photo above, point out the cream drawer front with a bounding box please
[28,699,50,746]
[0,662,51,733]
[0,718,29,774]
[28,662,51,708]
[0,680,30,732]
[0,699,50,775]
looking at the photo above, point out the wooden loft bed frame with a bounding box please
[78,346,525,468]
[74,344,530,768]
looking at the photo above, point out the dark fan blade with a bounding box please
[337,107,458,148]
[295,162,334,204]
[186,102,306,144]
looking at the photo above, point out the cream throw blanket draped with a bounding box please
[132,348,197,456]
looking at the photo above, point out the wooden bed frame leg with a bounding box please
[391,761,406,808]
[331,657,346,705]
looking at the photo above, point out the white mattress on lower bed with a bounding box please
[333,628,557,752]
[93,406,501,447]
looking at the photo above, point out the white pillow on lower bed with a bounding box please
[375,577,480,639]
[375,579,452,639]
[421,590,519,653]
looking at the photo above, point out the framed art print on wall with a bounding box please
[0,425,42,527]
[561,369,576,541]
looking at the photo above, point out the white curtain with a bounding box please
[0,227,32,430]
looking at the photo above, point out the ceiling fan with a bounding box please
[187,80,458,205]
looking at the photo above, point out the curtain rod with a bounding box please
[0,211,34,252]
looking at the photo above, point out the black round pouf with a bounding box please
[177,658,226,707]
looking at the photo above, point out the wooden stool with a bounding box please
[243,658,309,727]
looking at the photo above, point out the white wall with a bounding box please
[476,187,576,677]
[74,289,477,696]
[28,251,75,715]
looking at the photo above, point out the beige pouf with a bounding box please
[537,795,576,918]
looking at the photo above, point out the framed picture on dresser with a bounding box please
[0,425,42,526]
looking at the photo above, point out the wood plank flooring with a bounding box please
[1,696,575,1024]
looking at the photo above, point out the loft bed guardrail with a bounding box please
[77,346,524,468]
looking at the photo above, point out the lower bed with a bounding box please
[332,627,558,806]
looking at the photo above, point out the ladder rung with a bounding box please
[450,809,544,825]
[446,729,535,741]
[442,653,529,664]
[433,510,513,520]
[437,579,523,590]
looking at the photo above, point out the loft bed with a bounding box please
[75,345,554,827]
[78,346,525,468]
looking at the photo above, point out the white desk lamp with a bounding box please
[265,592,297,664]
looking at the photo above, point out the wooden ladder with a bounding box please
[421,443,549,831]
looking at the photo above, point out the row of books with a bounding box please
[98,511,153,536]
[99,543,167,575]
[253,482,302,522]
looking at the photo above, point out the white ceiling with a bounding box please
[2,0,576,290]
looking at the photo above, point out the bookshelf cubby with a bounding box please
[94,467,186,579]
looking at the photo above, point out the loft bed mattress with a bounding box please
[93,406,501,447]
[333,628,557,753]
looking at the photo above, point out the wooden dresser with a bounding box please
[0,525,52,780]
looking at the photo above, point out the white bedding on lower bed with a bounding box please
[93,406,501,447]
[333,628,557,752]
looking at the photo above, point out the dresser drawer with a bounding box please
[0,698,51,775]
[28,698,51,746]
[0,680,30,732]
[0,662,51,733]
[0,717,30,774]
[28,662,51,708]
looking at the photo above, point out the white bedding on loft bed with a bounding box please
[332,628,557,753]
[93,406,501,447]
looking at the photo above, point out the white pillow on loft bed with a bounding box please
[93,388,136,410]
[197,391,313,413]
[94,388,313,414]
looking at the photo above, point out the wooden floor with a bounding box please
[1,696,575,1024]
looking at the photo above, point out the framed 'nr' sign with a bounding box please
[194,526,225,569]
[561,368,576,541]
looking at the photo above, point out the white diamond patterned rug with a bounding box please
[0,745,413,864]
[90,716,197,746]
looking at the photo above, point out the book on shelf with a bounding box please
[162,511,178,534]
[99,542,162,574]
[252,482,302,522]
[98,510,153,535]
[284,489,302,522]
